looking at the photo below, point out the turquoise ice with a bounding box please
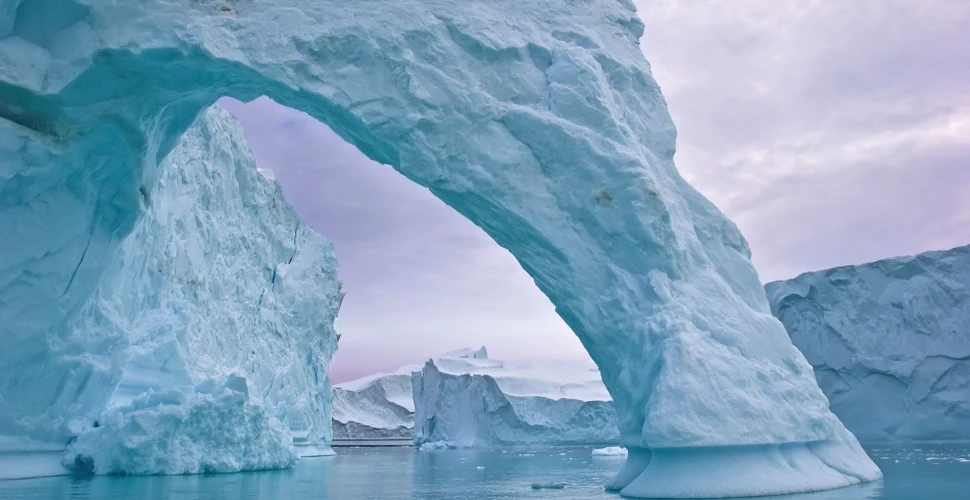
[0,0,880,496]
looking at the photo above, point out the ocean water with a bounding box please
[2,444,968,499]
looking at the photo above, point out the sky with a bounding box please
[221,0,970,383]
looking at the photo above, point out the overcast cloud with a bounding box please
[222,1,969,382]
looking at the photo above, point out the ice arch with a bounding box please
[0,0,880,497]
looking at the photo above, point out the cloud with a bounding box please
[636,0,970,281]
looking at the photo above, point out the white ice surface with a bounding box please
[767,244,970,442]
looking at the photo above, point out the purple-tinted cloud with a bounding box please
[223,1,969,381]
[637,0,970,280]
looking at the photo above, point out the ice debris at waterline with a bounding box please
[1,0,879,495]
[412,349,619,447]
[0,107,341,478]
[64,376,298,475]
[592,447,628,457]
[767,243,970,442]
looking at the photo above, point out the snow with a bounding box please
[767,244,970,442]
[63,376,298,475]
[413,351,620,447]
[0,0,880,495]
[0,106,341,477]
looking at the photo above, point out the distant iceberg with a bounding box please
[412,348,620,447]
[333,347,620,446]
[767,244,970,442]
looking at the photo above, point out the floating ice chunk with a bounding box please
[592,447,628,457]
[531,482,566,490]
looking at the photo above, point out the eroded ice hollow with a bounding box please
[0,0,880,496]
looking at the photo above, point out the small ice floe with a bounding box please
[531,482,566,490]
[476,466,485,470]
[592,446,628,457]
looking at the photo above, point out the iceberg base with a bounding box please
[611,426,882,498]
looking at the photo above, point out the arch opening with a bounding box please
[0,0,881,496]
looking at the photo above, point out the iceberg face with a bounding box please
[64,376,298,475]
[413,349,620,447]
[767,244,970,442]
[332,371,416,440]
[0,106,341,477]
[1,0,880,495]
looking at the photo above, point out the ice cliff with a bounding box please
[767,244,970,443]
[1,0,879,495]
[0,106,341,478]
[412,348,620,447]
[332,369,417,440]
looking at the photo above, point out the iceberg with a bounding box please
[0,106,341,477]
[767,244,970,442]
[332,347,487,441]
[413,348,620,447]
[1,0,880,495]
[332,370,417,441]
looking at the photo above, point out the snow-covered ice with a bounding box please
[767,244,970,442]
[0,106,341,477]
[0,0,880,495]
[413,349,619,447]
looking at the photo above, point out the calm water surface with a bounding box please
[2,444,968,499]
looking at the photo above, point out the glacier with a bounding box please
[0,105,341,477]
[413,347,620,447]
[0,0,881,495]
[767,244,970,443]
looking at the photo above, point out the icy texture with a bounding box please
[767,244,970,442]
[0,0,879,494]
[413,350,620,447]
[331,348,485,440]
[0,106,341,477]
[332,371,416,440]
[64,376,297,475]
